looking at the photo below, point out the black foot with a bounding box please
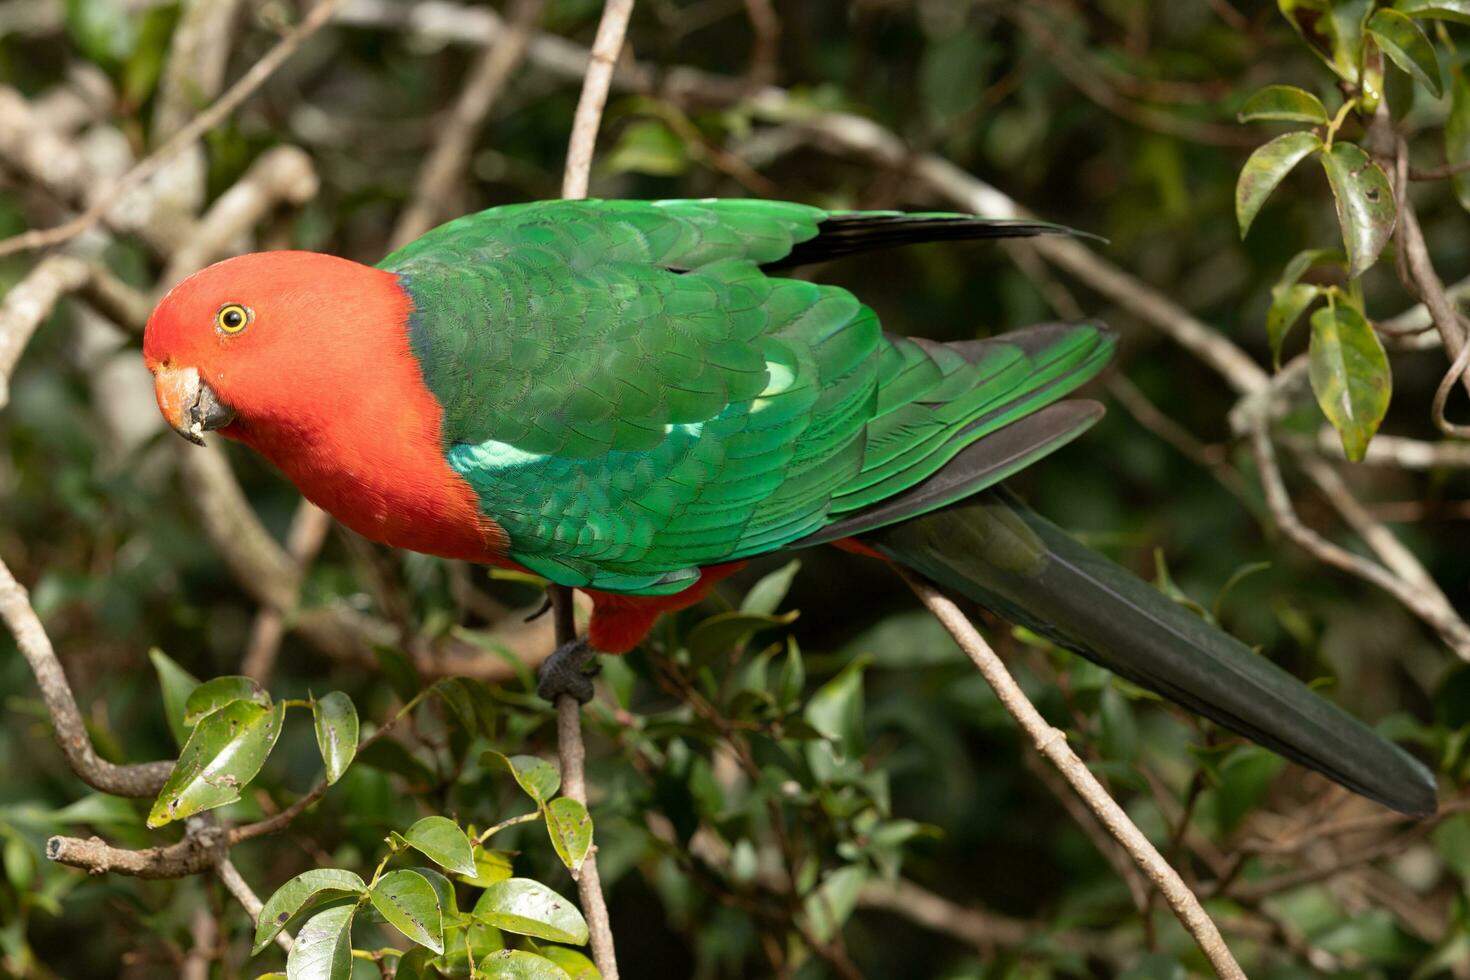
[537,637,598,704]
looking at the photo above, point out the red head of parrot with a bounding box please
[142,250,508,563]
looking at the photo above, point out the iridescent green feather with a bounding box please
[380,199,1112,593]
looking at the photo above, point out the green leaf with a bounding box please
[601,119,689,177]
[777,636,806,709]
[1236,131,1323,237]
[374,645,422,704]
[479,949,574,980]
[538,947,601,980]
[370,869,444,954]
[409,866,460,919]
[1320,142,1397,277]
[394,947,437,980]
[286,904,356,980]
[1238,85,1330,124]
[483,752,561,806]
[1214,746,1286,833]
[456,846,516,888]
[1267,283,1323,367]
[544,797,593,873]
[1447,71,1470,212]
[431,677,481,735]
[254,869,367,955]
[183,676,271,726]
[1309,303,1392,461]
[312,692,359,785]
[63,0,134,65]
[147,700,285,827]
[149,648,199,748]
[1368,9,1443,97]
[401,816,477,876]
[1398,0,1470,25]
[803,865,868,943]
[1279,0,1372,82]
[805,659,869,758]
[686,610,798,664]
[473,879,589,945]
[740,559,801,615]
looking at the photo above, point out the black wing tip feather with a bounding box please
[766,213,1107,270]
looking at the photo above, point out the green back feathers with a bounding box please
[380,199,1110,593]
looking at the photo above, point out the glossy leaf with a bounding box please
[473,878,589,945]
[483,751,561,806]
[1319,142,1396,277]
[544,797,593,873]
[1236,131,1322,237]
[182,675,270,725]
[538,947,600,980]
[455,846,516,888]
[254,869,366,954]
[1238,85,1330,124]
[286,904,355,980]
[1267,283,1322,367]
[1447,71,1470,212]
[1279,0,1371,82]
[1367,9,1443,96]
[1399,0,1470,24]
[401,816,477,876]
[312,691,359,785]
[479,949,574,980]
[740,559,801,615]
[149,648,199,747]
[370,869,444,954]
[1309,304,1392,461]
[147,700,285,827]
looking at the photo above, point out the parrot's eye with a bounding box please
[215,303,252,335]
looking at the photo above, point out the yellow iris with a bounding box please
[215,303,252,334]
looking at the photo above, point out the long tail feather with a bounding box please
[865,490,1438,816]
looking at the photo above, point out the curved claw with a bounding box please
[536,637,598,704]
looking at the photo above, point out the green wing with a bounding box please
[380,199,1112,593]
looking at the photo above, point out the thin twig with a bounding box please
[217,857,293,953]
[560,0,635,199]
[0,0,343,259]
[390,0,544,249]
[895,566,1246,980]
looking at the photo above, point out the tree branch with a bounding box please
[0,555,174,798]
[895,566,1246,980]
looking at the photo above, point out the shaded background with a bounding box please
[4,0,1470,977]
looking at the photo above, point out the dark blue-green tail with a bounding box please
[867,491,1437,816]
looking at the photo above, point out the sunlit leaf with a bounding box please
[1308,303,1392,460]
[538,947,600,980]
[478,949,574,980]
[286,904,355,980]
[1236,131,1323,237]
[1239,85,1330,124]
[370,869,444,954]
[454,846,516,888]
[401,816,477,876]
[483,752,561,806]
[1319,142,1396,277]
[254,869,366,954]
[544,797,593,873]
[1367,9,1443,97]
[1399,0,1470,25]
[183,675,270,726]
[473,879,589,945]
[312,691,358,785]
[147,700,285,827]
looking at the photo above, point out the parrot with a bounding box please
[142,198,1436,816]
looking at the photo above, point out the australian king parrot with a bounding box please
[142,198,1437,816]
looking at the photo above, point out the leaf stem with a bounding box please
[474,810,542,846]
[1324,98,1358,148]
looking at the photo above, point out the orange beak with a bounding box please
[152,366,235,445]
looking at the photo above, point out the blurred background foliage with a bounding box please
[4,0,1470,977]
